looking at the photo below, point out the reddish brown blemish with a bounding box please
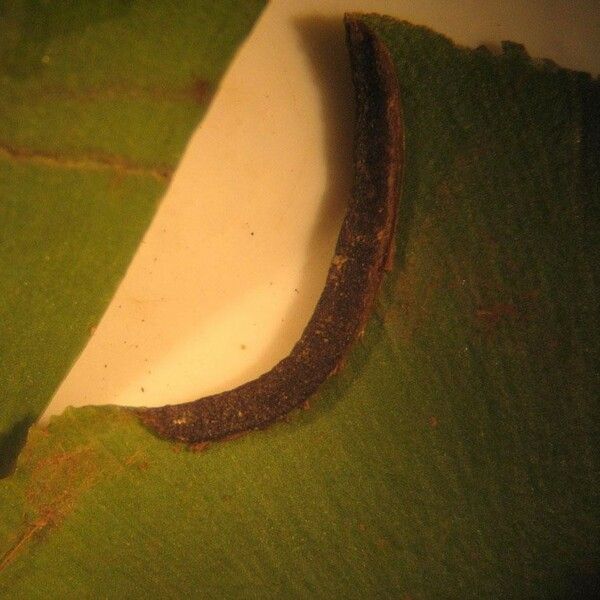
[189,441,210,453]
[375,537,389,549]
[475,302,520,327]
[190,78,213,104]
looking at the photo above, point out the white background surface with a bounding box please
[44,0,600,418]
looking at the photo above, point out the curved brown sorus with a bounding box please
[133,14,404,443]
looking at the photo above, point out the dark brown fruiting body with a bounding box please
[133,15,403,443]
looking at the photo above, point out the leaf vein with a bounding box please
[0,143,172,181]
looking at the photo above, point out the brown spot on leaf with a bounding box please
[547,337,560,351]
[375,537,389,549]
[475,289,541,331]
[475,302,520,327]
[521,288,541,302]
[124,451,149,471]
[190,78,212,104]
[189,441,210,453]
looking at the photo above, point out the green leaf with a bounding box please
[0,0,266,470]
[1,14,598,599]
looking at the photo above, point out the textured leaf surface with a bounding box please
[1,15,598,599]
[0,0,266,469]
